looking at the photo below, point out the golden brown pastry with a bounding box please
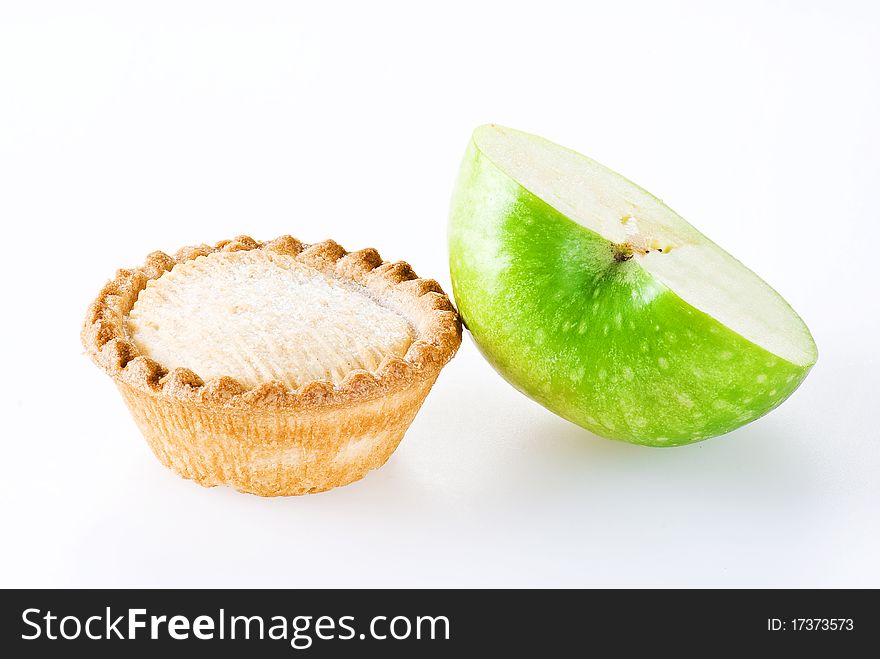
[82,235,461,496]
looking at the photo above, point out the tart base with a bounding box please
[117,375,438,496]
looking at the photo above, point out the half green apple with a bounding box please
[449,124,817,446]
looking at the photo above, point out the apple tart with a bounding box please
[82,235,461,496]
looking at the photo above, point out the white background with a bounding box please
[1,1,878,587]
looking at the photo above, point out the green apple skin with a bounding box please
[449,140,816,446]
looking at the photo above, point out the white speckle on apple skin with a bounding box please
[675,392,694,407]
[636,279,664,305]
[633,417,648,428]
[756,374,768,383]
[658,357,670,369]
[622,367,634,381]
[602,324,609,336]
[768,389,777,396]
[614,312,623,328]
[719,350,734,360]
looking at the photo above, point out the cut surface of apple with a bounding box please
[449,124,817,446]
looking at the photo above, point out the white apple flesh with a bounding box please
[448,124,817,446]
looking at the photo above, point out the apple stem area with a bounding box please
[612,240,669,262]
[613,243,635,262]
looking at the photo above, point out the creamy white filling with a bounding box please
[127,250,414,388]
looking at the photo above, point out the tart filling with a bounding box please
[127,249,415,389]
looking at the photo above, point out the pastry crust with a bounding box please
[82,235,461,495]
